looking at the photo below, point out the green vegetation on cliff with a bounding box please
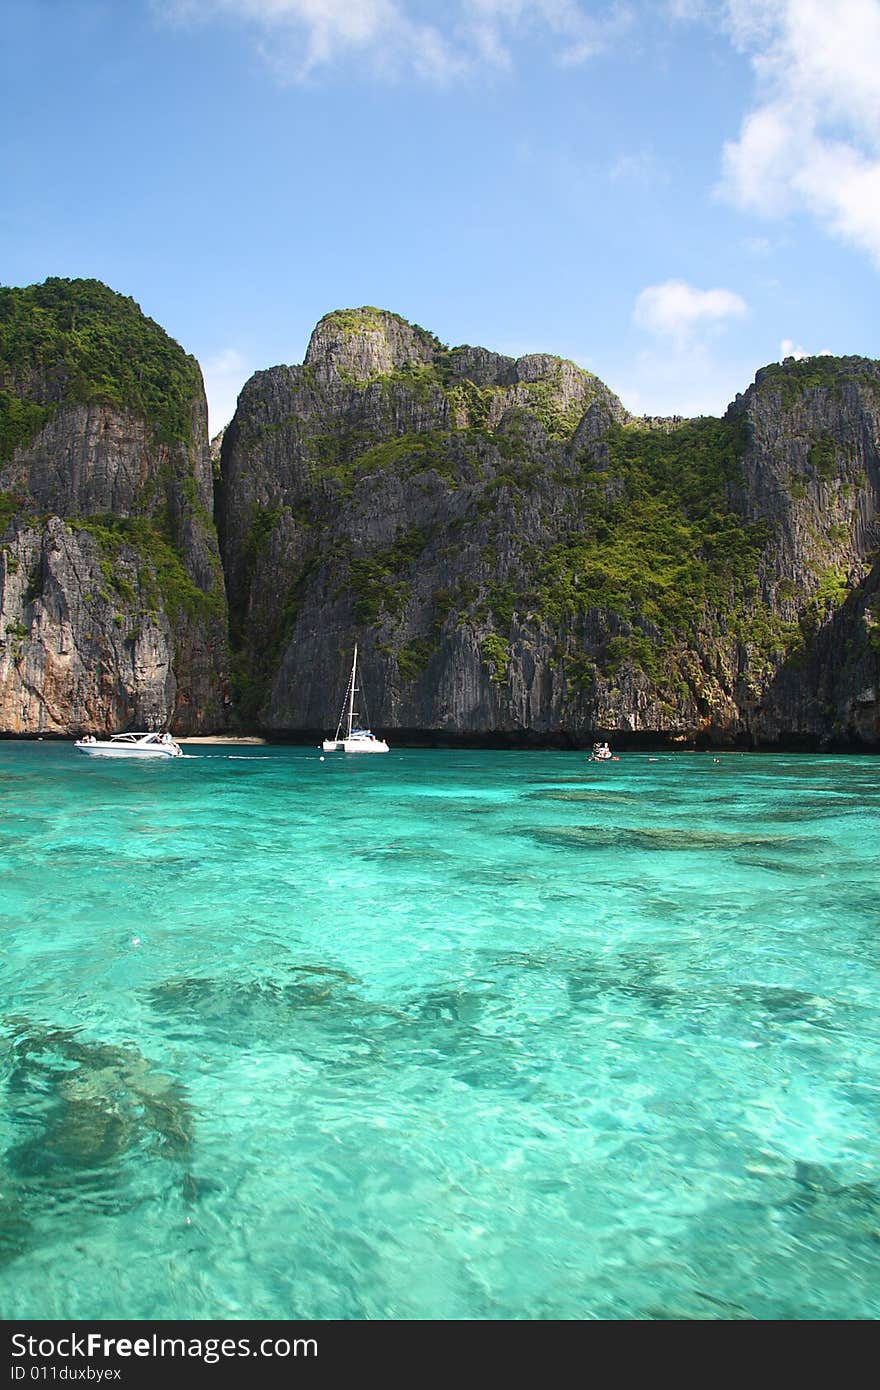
[0,489,20,535]
[0,278,203,461]
[348,527,429,625]
[506,417,768,676]
[317,307,444,358]
[0,391,53,463]
[229,343,858,718]
[69,514,225,623]
[310,430,464,491]
[754,354,880,408]
[308,309,616,444]
[480,633,510,684]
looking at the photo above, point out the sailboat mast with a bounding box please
[346,643,358,738]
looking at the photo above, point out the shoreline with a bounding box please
[0,731,877,754]
[175,736,267,745]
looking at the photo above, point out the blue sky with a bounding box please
[3,0,879,432]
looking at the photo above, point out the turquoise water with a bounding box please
[1,742,879,1320]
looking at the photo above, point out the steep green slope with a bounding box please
[0,278,228,735]
[0,277,202,460]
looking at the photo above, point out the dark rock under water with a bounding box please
[0,1016,199,1263]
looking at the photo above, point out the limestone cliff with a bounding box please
[3,287,878,748]
[218,312,880,748]
[0,279,229,735]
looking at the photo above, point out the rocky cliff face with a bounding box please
[728,360,880,743]
[218,312,880,748]
[3,285,878,747]
[0,279,229,735]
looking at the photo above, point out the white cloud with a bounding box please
[665,0,710,19]
[718,0,880,266]
[779,338,832,362]
[154,0,632,81]
[634,279,748,341]
[156,0,460,81]
[626,279,750,414]
[611,341,751,418]
[460,1,633,71]
[201,347,252,435]
[779,338,808,361]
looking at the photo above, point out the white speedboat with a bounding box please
[322,644,389,754]
[74,731,183,759]
[589,741,619,763]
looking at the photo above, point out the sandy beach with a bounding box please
[176,735,267,745]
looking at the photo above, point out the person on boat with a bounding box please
[590,741,616,762]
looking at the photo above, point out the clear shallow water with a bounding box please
[1,742,879,1320]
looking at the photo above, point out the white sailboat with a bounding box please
[322,644,390,754]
